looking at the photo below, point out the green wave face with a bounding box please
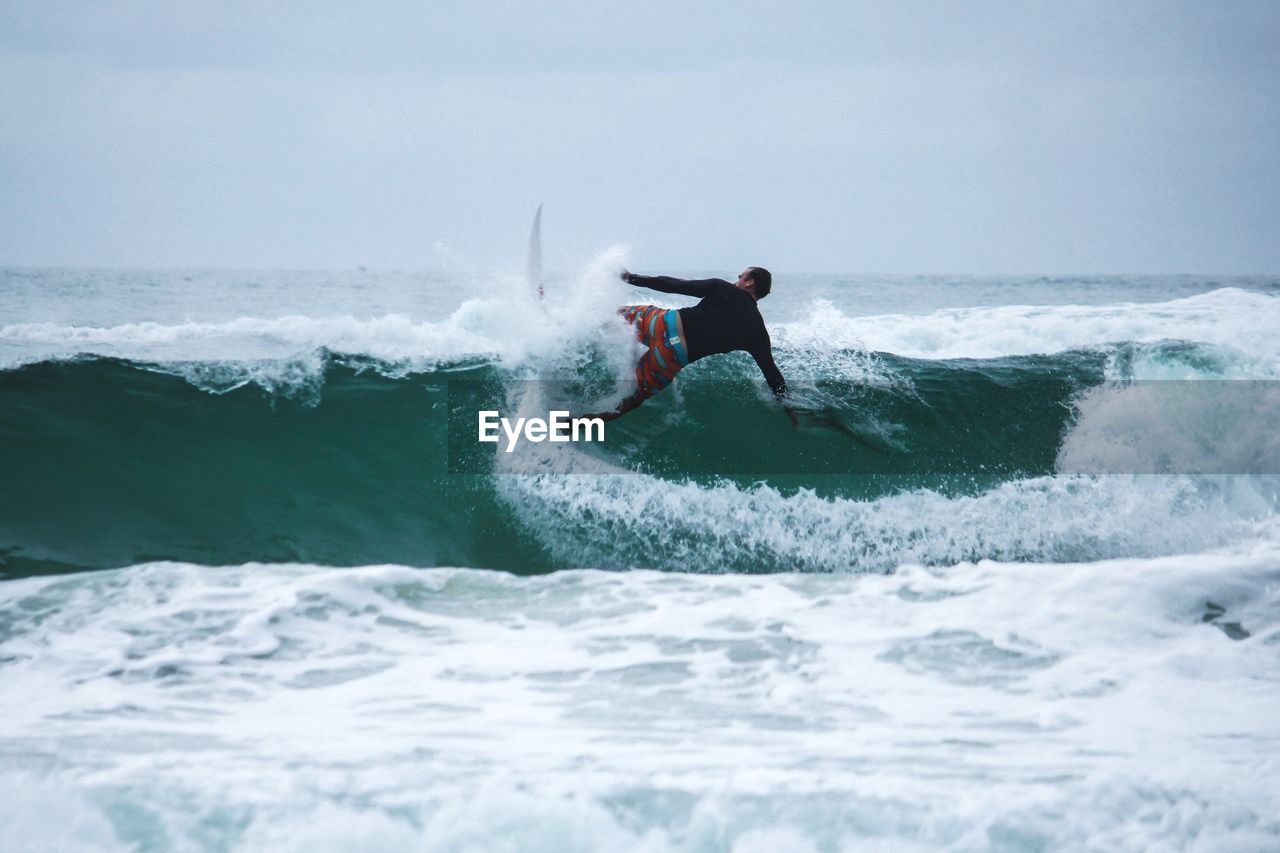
[0,350,1253,577]
[1,359,532,575]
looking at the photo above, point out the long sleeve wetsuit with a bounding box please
[627,275,788,399]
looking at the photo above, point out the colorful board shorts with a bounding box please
[621,305,690,398]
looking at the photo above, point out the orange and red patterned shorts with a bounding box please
[620,305,690,399]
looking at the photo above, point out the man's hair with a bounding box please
[749,266,772,298]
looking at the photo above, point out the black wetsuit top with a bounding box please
[628,275,787,398]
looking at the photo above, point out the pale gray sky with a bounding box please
[2,0,1277,273]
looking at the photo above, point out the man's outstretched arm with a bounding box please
[621,270,725,298]
[750,345,799,428]
[578,387,647,424]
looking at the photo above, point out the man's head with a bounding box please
[736,266,773,299]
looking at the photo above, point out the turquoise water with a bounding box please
[2,266,1278,850]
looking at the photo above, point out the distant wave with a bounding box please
[786,287,1280,369]
[3,287,1277,378]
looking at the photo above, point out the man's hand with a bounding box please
[785,407,799,430]
[577,411,622,424]
[619,269,637,284]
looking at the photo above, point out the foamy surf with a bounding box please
[1,553,1277,850]
[4,282,1278,379]
[793,287,1280,365]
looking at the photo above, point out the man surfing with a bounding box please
[581,267,795,425]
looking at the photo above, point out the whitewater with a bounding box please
[2,264,1279,851]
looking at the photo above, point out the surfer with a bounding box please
[581,267,795,425]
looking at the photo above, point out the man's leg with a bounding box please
[629,309,684,401]
[581,308,683,422]
[620,305,665,348]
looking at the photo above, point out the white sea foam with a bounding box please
[0,312,505,372]
[1,555,1277,850]
[0,252,643,396]
[1061,381,1280,475]
[778,287,1280,375]
[4,286,1277,383]
[499,465,1276,573]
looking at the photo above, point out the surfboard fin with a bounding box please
[527,204,543,299]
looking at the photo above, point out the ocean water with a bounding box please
[2,262,1279,851]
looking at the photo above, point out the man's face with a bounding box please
[735,268,755,291]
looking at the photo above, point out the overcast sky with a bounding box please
[1,0,1277,274]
